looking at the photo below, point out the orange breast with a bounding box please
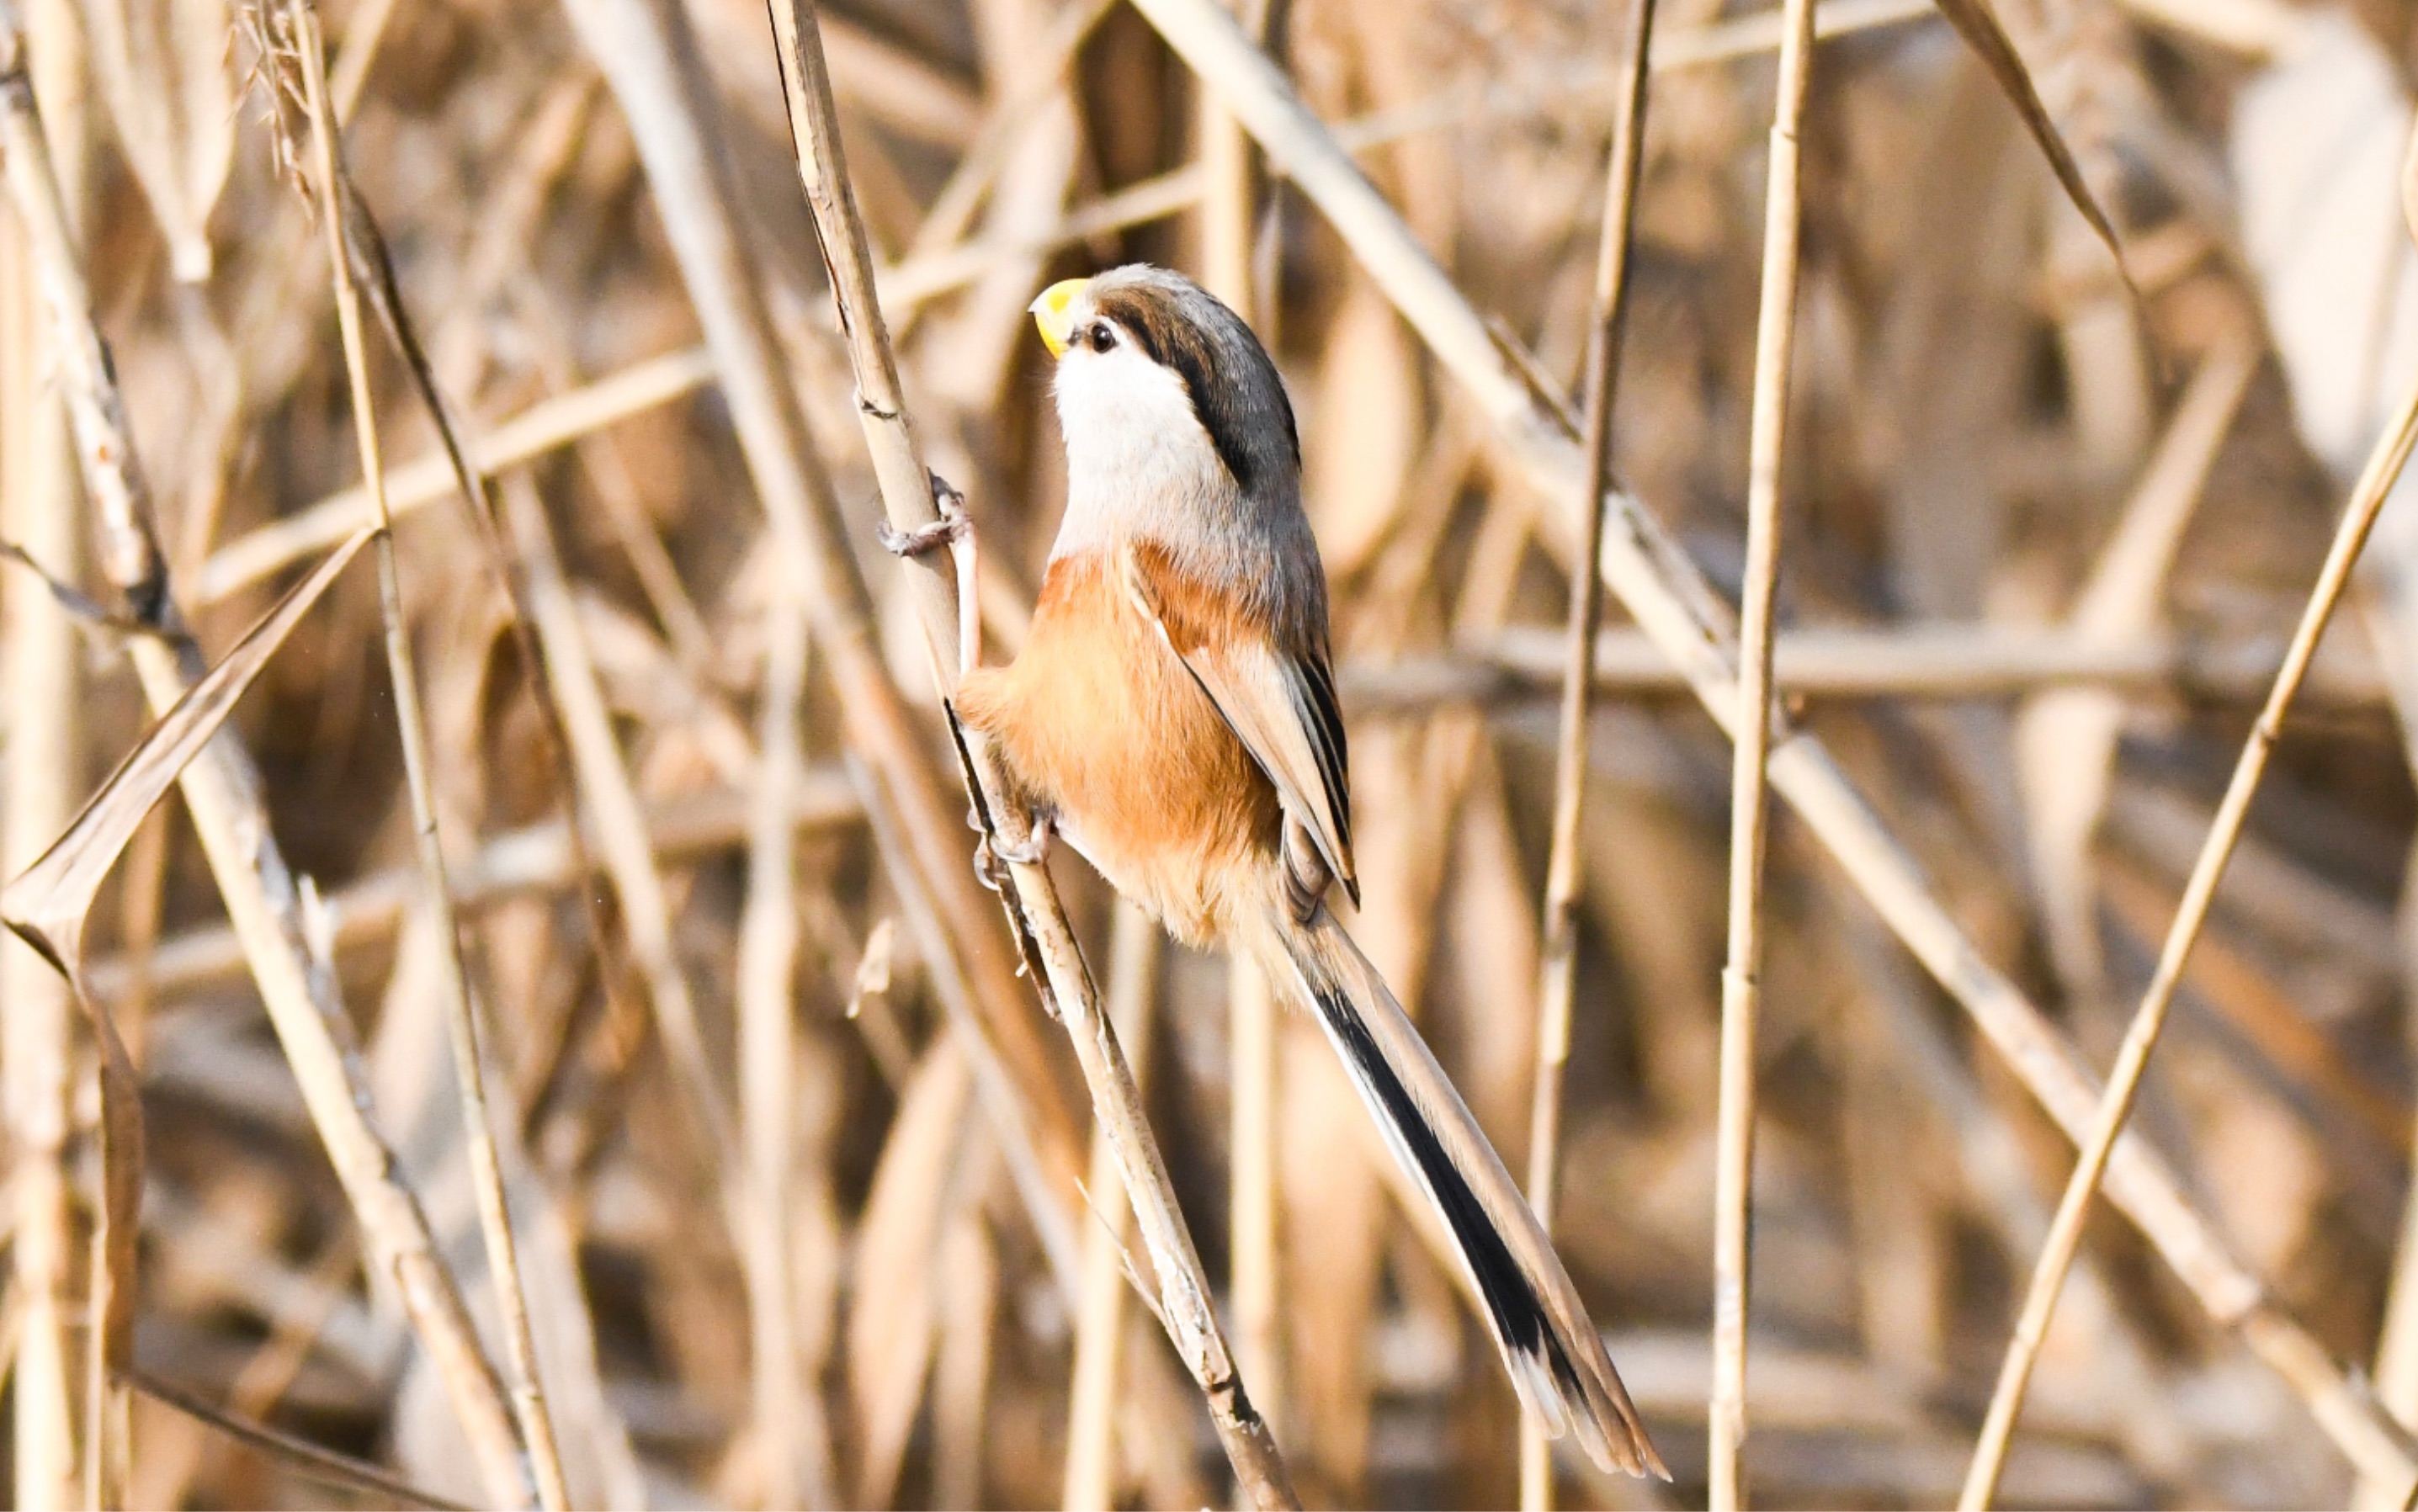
[954,549,1278,945]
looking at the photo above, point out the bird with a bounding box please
[895,263,1665,1479]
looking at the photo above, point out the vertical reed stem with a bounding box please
[1517,2,1655,1505]
[1710,0,1815,1503]
[0,3,82,1499]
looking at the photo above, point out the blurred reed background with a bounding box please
[6,0,2418,1505]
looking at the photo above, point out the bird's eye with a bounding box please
[1088,322,1116,351]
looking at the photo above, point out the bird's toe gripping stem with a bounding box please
[970,809,1053,893]
[878,472,980,674]
[874,473,971,559]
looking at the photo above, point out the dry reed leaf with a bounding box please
[931,1208,1000,1509]
[80,0,235,281]
[0,526,370,979]
[0,524,371,1420]
[1926,0,2132,294]
[1304,276,1422,576]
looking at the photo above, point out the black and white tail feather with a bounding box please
[1260,900,1669,1481]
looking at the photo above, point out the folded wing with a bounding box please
[1119,542,1358,907]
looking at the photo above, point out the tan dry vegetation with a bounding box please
[4,0,2418,1507]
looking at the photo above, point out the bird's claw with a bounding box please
[971,814,1053,892]
[875,472,972,559]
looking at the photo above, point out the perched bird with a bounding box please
[918,263,1663,1478]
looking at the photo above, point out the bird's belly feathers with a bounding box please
[954,549,1279,945]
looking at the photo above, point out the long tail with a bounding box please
[1258,901,1668,1480]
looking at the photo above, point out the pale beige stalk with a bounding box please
[0,3,82,1501]
[560,0,1099,1262]
[1201,0,1288,1453]
[1711,0,1816,1500]
[292,14,567,1507]
[730,488,835,1505]
[1518,3,1655,1505]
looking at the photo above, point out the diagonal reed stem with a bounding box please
[1517,2,1655,1507]
[1710,0,1816,1504]
[290,13,567,1509]
[1958,323,2418,1512]
[763,3,1299,1505]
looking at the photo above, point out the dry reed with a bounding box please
[12,0,2418,1506]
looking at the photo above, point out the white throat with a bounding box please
[1050,343,1225,560]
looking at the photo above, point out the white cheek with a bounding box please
[1050,346,1220,558]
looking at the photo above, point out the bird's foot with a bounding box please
[881,473,983,673]
[875,472,972,559]
[972,813,1053,892]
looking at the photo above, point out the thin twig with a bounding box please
[1518,1,1655,1506]
[291,14,567,1509]
[763,4,1299,1505]
[0,9,534,1503]
[88,773,864,1001]
[126,1370,473,1512]
[1957,304,2418,1512]
[1332,623,2387,708]
[1711,0,1815,1499]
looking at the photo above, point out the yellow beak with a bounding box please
[1030,279,1090,357]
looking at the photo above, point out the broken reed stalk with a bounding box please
[0,10,535,1504]
[1712,0,1816,1501]
[0,1,81,1500]
[292,15,568,1509]
[1957,316,2418,1512]
[1063,901,1162,1512]
[763,4,1299,1506]
[1124,0,2418,1493]
[1517,2,1655,1506]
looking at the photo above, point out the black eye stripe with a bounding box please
[1090,284,1289,495]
